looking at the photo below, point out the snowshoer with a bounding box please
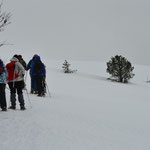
[26,54,38,94]
[6,56,26,110]
[31,56,46,97]
[17,55,27,70]
[0,59,8,111]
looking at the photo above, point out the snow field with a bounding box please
[0,60,150,150]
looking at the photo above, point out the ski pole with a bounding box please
[24,71,28,84]
[24,71,32,108]
[45,81,51,98]
[6,86,11,107]
[25,87,32,108]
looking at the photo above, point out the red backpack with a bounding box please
[6,62,19,81]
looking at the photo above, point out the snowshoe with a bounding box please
[9,106,16,110]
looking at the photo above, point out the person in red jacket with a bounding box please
[6,55,26,110]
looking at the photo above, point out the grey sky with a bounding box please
[1,0,150,65]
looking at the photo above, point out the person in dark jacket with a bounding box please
[0,59,8,111]
[31,56,46,97]
[6,56,26,110]
[26,54,38,94]
[18,55,27,70]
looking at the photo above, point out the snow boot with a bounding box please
[20,106,26,110]
[18,94,25,110]
[10,93,16,108]
[1,107,7,111]
[9,106,16,110]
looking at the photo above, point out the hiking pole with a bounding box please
[45,81,51,98]
[25,71,28,84]
[25,87,32,108]
[24,71,32,108]
[6,86,11,107]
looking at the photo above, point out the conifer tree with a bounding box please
[62,60,77,73]
[106,55,135,83]
[62,60,71,73]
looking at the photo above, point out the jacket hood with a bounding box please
[34,56,41,61]
[10,57,19,62]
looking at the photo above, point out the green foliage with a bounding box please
[62,60,77,73]
[106,55,135,83]
[62,60,71,73]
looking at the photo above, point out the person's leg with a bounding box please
[35,76,43,96]
[8,82,16,109]
[0,84,7,110]
[42,76,46,96]
[0,84,3,108]
[16,81,25,110]
[32,76,38,94]
[31,75,34,93]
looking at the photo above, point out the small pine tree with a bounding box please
[62,60,77,73]
[62,60,71,73]
[106,55,135,83]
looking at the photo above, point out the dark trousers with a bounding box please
[31,75,37,92]
[34,76,44,95]
[8,81,24,94]
[0,84,7,109]
[8,81,25,107]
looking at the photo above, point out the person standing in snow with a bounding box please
[0,59,8,111]
[17,55,27,70]
[26,54,38,94]
[6,55,26,110]
[31,56,46,97]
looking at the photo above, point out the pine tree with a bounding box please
[62,60,77,73]
[106,55,135,83]
[62,60,71,73]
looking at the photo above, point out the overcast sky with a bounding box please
[1,0,150,65]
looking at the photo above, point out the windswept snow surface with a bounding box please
[1,60,150,150]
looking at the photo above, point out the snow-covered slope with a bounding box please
[0,60,150,150]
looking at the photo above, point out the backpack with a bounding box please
[20,59,27,70]
[33,61,43,74]
[6,62,19,81]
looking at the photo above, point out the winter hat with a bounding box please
[13,54,18,58]
[34,56,41,61]
[33,54,38,57]
[18,55,23,60]
[18,55,22,58]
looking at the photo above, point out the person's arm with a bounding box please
[26,60,32,71]
[3,65,8,79]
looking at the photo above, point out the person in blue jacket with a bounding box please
[0,59,8,111]
[26,54,38,94]
[31,56,46,97]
